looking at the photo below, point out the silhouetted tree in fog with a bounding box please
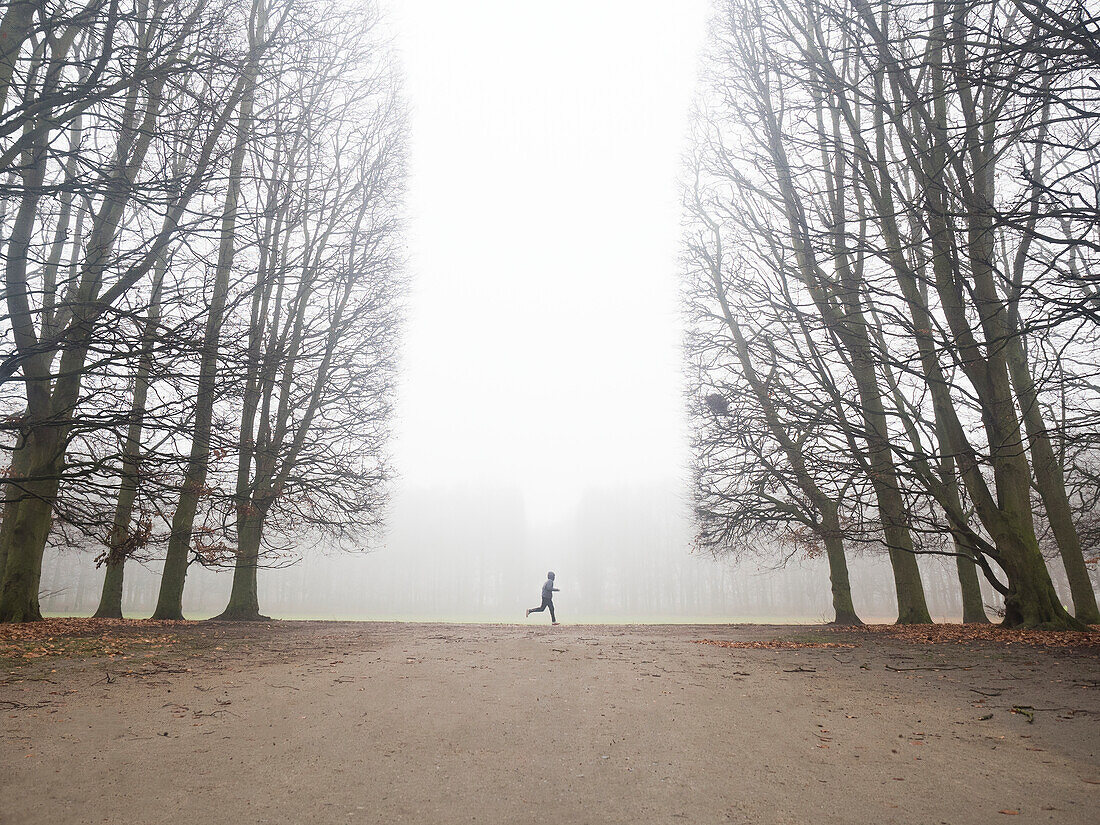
[1,0,405,622]
[686,0,1100,628]
[0,0,263,621]
[215,7,405,620]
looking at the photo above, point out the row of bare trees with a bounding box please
[685,0,1099,629]
[0,0,405,622]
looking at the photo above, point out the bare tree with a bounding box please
[686,191,863,624]
[150,0,280,620]
[0,0,259,621]
[689,0,934,624]
[213,7,405,619]
[687,0,1099,628]
[91,264,164,618]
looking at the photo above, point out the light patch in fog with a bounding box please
[389,0,709,526]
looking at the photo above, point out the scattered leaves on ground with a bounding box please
[829,624,1100,648]
[0,618,196,661]
[694,639,857,649]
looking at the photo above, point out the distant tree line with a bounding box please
[0,0,406,622]
[685,0,1099,629]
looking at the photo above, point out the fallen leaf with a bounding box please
[825,624,1100,649]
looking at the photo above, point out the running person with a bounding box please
[526,571,559,624]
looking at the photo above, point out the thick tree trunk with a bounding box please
[821,505,861,625]
[1004,336,1099,623]
[2,32,170,622]
[214,515,268,621]
[955,553,988,624]
[993,511,1078,629]
[0,499,15,593]
[93,561,125,619]
[0,433,61,622]
[0,446,32,591]
[151,492,198,620]
[0,99,53,622]
[0,499,51,622]
[933,453,990,624]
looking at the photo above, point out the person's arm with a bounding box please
[552,587,560,591]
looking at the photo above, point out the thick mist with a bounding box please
[42,479,1017,622]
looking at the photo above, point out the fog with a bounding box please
[392,0,704,518]
[33,0,1028,623]
[43,476,1011,623]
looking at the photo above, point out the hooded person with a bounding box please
[526,571,559,624]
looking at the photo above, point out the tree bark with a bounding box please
[1004,332,1099,623]
[213,511,268,621]
[821,503,862,625]
[0,433,61,621]
[938,456,990,623]
[93,562,126,620]
[0,0,36,103]
[0,64,60,622]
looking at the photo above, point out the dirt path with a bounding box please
[2,622,1098,824]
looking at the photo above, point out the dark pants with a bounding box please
[529,596,556,622]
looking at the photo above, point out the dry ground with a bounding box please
[1,620,1098,825]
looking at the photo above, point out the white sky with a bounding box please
[389,1,711,524]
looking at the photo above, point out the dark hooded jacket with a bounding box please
[541,572,556,601]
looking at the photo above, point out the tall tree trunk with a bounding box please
[94,562,126,620]
[151,1,262,620]
[748,41,931,624]
[0,431,62,621]
[699,222,862,626]
[938,456,990,624]
[954,553,988,624]
[0,81,57,622]
[843,341,933,624]
[214,509,268,621]
[93,269,164,619]
[950,9,1074,628]
[1004,335,1099,623]
[1,22,173,621]
[821,503,861,625]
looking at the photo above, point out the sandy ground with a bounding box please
[1,621,1098,825]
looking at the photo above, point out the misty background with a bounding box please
[38,0,1019,623]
